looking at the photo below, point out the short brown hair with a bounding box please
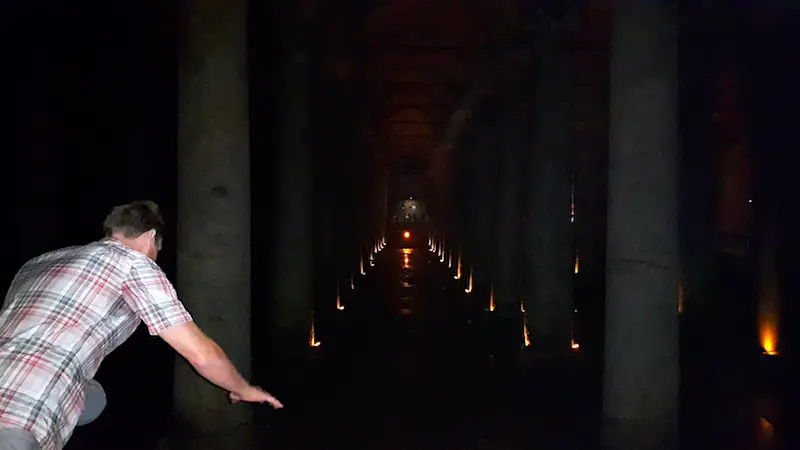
[103,200,165,242]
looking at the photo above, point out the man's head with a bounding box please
[103,200,165,260]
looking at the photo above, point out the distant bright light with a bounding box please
[403,231,411,239]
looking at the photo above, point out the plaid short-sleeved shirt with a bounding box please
[0,238,193,450]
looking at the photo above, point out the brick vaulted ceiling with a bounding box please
[318,0,613,176]
[351,0,518,175]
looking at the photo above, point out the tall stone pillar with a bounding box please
[272,18,314,357]
[175,0,251,448]
[524,13,574,359]
[572,17,610,363]
[678,4,715,338]
[603,3,679,449]
[494,100,522,315]
[468,117,497,286]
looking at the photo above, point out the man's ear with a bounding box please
[146,229,157,241]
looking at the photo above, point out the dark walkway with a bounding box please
[264,245,596,449]
[263,244,785,450]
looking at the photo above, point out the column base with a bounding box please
[602,418,677,450]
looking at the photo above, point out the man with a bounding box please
[0,201,282,450]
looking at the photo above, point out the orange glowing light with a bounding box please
[573,255,580,274]
[350,274,355,290]
[488,284,495,311]
[464,269,473,293]
[309,314,321,347]
[761,323,778,355]
[401,248,413,255]
[758,233,780,356]
[454,253,462,279]
[403,231,411,239]
[522,312,531,347]
[336,286,344,311]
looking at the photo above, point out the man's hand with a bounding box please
[229,385,284,409]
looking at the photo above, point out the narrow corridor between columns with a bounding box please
[256,230,782,450]
[263,232,596,450]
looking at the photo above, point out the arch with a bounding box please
[365,57,465,85]
[381,122,433,137]
[384,106,432,124]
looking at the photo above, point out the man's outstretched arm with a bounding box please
[159,322,283,408]
[121,257,283,409]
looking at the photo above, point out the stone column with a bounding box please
[603,3,679,449]
[175,0,251,448]
[524,13,574,359]
[678,3,715,336]
[465,115,497,285]
[572,23,610,363]
[272,24,314,356]
[494,100,522,315]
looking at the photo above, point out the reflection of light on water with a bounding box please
[401,248,412,269]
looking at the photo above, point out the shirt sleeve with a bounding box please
[121,257,193,335]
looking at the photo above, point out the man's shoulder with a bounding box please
[16,240,138,282]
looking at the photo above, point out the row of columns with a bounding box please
[172,0,383,446]
[170,1,794,449]
[171,0,374,447]
[453,3,679,448]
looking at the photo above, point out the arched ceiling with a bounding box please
[350,0,519,174]
[316,0,613,176]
